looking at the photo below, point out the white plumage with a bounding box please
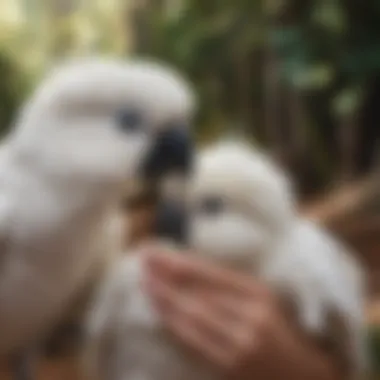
[0,57,194,357]
[86,139,367,380]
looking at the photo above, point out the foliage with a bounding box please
[269,0,378,115]
[127,0,380,192]
[0,0,131,133]
[128,0,267,141]
[0,51,29,134]
[0,0,378,189]
[267,0,380,190]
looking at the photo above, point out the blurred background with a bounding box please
[0,0,379,377]
[1,0,380,197]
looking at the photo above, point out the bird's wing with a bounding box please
[295,219,368,379]
[84,254,140,380]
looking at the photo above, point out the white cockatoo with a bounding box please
[187,140,367,377]
[85,139,367,380]
[0,57,195,378]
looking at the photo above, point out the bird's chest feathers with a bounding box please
[10,183,112,283]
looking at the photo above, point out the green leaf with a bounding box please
[270,27,304,54]
[311,0,347,36]
[291,63,335,90]
[332,86,364,117]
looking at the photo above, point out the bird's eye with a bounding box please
[117,109,143,132]
[199,196,224,216]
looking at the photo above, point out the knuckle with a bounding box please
[255,305,276,335]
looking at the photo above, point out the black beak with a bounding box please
[140,128,193,180]
[141,127,191,246]
[153,198,188,246]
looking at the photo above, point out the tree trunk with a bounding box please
[129,0,153,55]
[336,111,358,184]
[354,77,380,178]
[263,46,284,159]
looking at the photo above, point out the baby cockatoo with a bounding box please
[85,140,366,380]
[0,57,194,374]
[188,140,366,377]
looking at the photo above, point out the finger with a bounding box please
[202,292,259,322]
[146,277,229,338]
[204,290,278,327]
[163,307,257,372]
[146,278,259,370]
[146,276,253,347]
[147,281,247,369]
[163,311,235,370]
[145,251,266,297]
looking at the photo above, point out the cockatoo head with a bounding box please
[11,58,195,196]
[187,139,296,269]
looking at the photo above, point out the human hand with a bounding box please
[144,250,342,380]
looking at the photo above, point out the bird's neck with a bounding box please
[5,142,123,236]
